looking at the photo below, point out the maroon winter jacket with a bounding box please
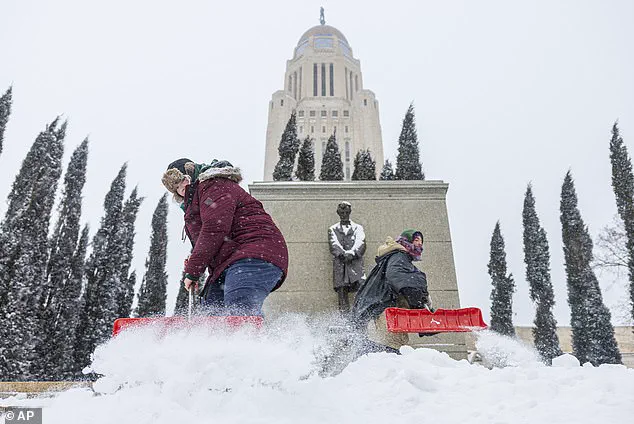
[182,166,288,290]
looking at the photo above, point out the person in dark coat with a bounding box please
[328,202,366,313]
[162,158,288,315]
[351,229,430,325]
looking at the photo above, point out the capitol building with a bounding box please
[263,13,384,181]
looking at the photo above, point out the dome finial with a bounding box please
[320,6,325,25]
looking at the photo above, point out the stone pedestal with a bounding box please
[249,181,461,322]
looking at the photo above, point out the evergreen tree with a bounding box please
[136,195,169,317]
[0,118,66,380]
[395,104,424,180]
[351,149,376,180]
[74,164,127,372]
[608,122,634,324]
[522,185,562,363]
[0,86,12,156]
[174,272,189,316]
[560,171,621,365]
[43,139,88,309]
[59,225,89,378]
[296,136,315,181]
[33,139,89,379]
[115,187,144,318]
[379,159,395,181]
[488,221,516,337]
[273,112,300,181]
[41,226,89,380]
[319,131,344,181]
[123,271,137,315]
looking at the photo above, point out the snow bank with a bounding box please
[4,316,634,424]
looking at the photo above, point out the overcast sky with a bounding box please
[1,0,633,325]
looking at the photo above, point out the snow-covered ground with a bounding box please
[3,315,634,424]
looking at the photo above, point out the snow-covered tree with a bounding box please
[136,195,169,317]
[395,104,424,180]
[32,139,89,379]
[560,171,621,365]
[123,271,137,314]
[522,184,562,363]
[0,86,12,156]
[273,112,300,181]
[43,139,88,308]
[296,136,315,181]
[319,132,344,181]
[379,159,395,181]
[60,225,89,378]
[39,226,89,379]
[0,118,66,380]
[488,221,516,337]
[608,122,634,324]
[115,187,144,318]
[74,164,127,371]
[351,149,376,180]
[174,272,189,316]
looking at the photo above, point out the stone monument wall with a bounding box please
[248,181,461,318]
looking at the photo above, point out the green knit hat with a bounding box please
[400,229,424,243]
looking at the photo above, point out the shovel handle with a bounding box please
[188,287,193,321]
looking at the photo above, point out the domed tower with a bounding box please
[263,11,384,181]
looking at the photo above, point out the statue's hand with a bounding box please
[344,250,356,261]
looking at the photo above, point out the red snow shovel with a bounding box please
[383,307,487,334]
[112,289,263,337]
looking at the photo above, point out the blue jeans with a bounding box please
[202,259,283,316]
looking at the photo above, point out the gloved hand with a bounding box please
[184,277,198,292]
[344,250,356,261]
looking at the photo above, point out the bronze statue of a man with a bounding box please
[328,201,366,313]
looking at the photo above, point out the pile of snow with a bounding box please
[475,329,544,368]
[552,353,581,368]
[4,316,634,424]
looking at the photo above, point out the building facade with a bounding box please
[263,19,384,181]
